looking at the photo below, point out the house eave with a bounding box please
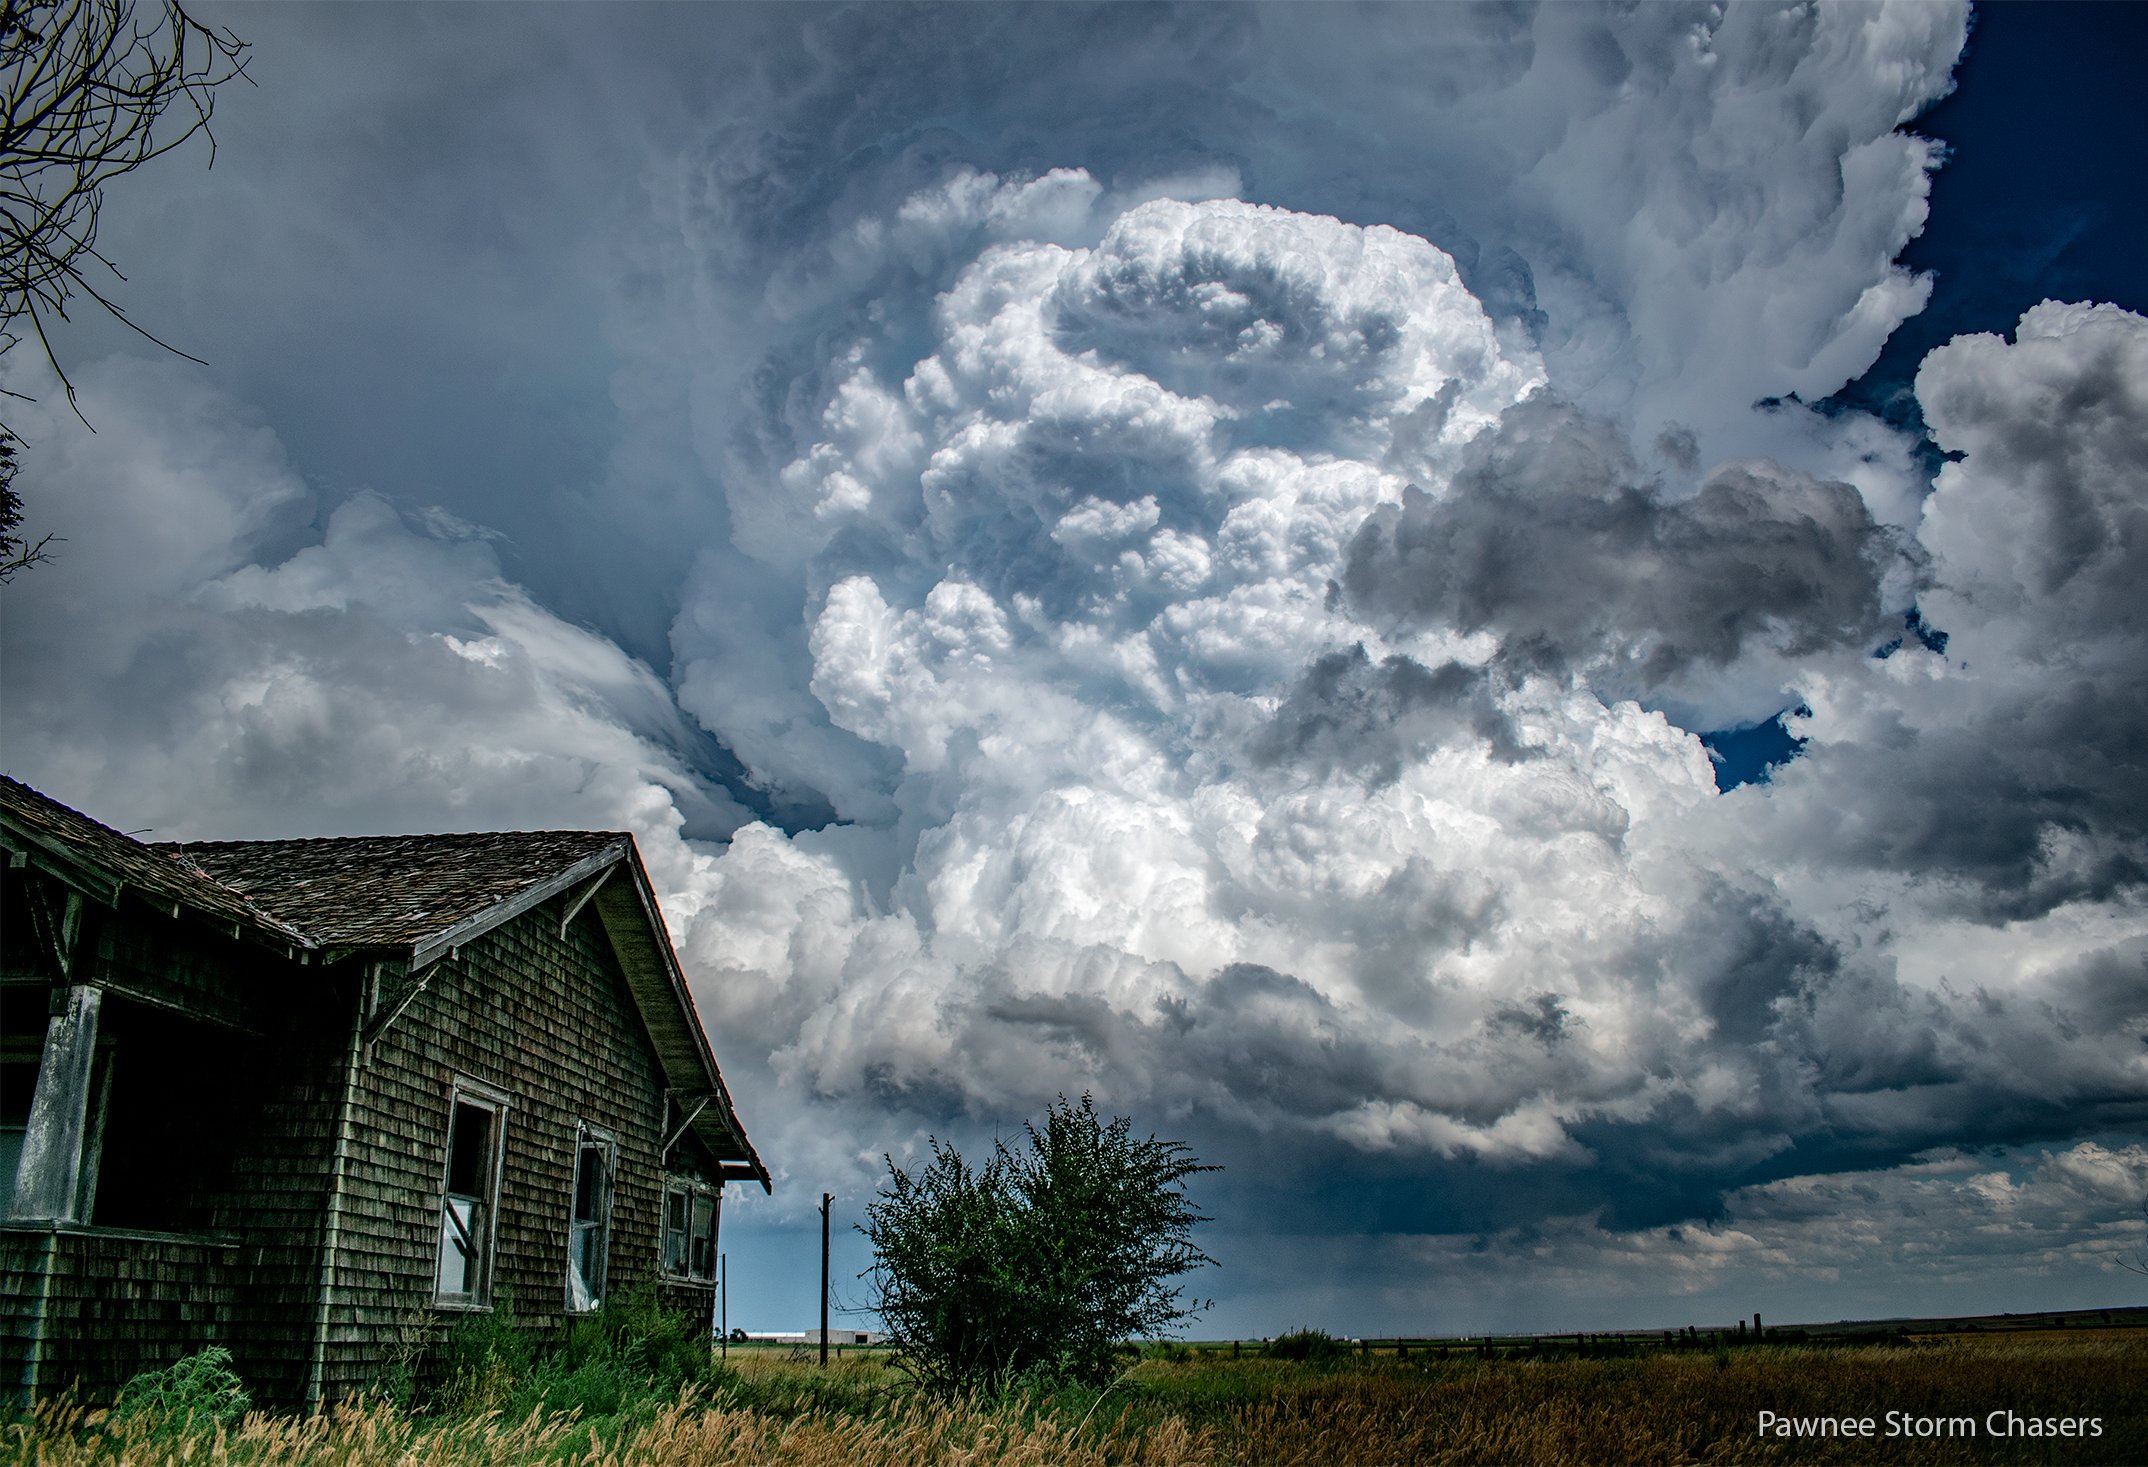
[592,853,773,1194]
[407,841,631,973]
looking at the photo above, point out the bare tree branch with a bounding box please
[2,0,249,409]
[0,425,58,579]
[0,0,247,579]
[2118,1192,2148,1279]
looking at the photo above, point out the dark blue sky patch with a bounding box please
[1700,707,1810,792]
[1875,606,1951,660]
[1828,1,2148,438]
[1905,606,1950,656]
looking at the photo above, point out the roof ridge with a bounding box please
[2,773,145,847]
[157,829,631,850]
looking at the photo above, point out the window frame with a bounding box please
[565,1122,617,1314]
[432,1075,510,1312]
[659,1174,721,1285]
[0,1047,41,1219]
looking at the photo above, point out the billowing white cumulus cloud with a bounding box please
[0,358,745,893]
[4,0,2141,1332]
[672,188,2147,1240]
[635,1,1971,816]
[1245,2,1966,452]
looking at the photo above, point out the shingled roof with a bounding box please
[0,775,306,946]
[164,830,629,955]
[1,776,769,1189]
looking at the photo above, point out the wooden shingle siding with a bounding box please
[80,901,278,1032]
[0,1227,243,1405]
[0,1231,50,1397]
[215,980,354,1406]
[317,898,714,1402]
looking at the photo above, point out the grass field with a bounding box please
[5,1329,2142,1465]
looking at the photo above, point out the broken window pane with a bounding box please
[436,1094,500,1303]
[567,1132,612,1312]
[438,1195,480,1294]
[448,1103,491,1196]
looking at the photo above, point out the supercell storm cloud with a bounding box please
[0,1,2142,1332]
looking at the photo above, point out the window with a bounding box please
[660,1176,720,1284]
[566,1126,614,1312]
[0,1055,37,1217]
[435,1081,507,1307]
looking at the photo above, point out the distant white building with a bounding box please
[732,1328,886,1346]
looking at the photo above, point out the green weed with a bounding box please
[105,1346,252,1435]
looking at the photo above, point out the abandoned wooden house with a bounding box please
[0,776,769,1409]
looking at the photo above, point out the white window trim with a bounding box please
[565,1122,617,1314]
[659,1174,721,1285]
[433,1075,510,1311]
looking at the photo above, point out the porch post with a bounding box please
[9,985,102,1223]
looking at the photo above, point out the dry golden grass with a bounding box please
[1,1392,1211,1467]
[1150,1331,2147,1465]
[5,1331,2139,1465]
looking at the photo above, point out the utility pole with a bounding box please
[819,1192,833,1368]
[719,1252,727,1361]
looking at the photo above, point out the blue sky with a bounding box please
[3,2,2144,1338]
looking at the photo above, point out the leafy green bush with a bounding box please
[862,1094,1218,1393]
[108,1345,251,1432]
[1264,1328,1347,1363]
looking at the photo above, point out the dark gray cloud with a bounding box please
[1252,645,1531,781]
[1783,682,2148,920]
[0,357,751,861]
[1342,398,1903,694]
[1193,1137,2148,1337]
[745,868,2144,1249]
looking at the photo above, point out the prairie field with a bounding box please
[5,1330,2142,1466]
